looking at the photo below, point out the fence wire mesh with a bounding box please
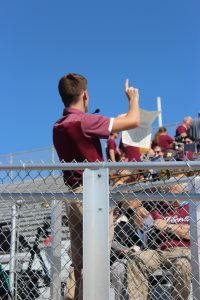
[0,162,200,300]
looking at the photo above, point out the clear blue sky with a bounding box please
[0,0,199,156]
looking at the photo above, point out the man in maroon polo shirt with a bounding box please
[175,116,193,140]
[53,73,140,300]
[106,132,120,162]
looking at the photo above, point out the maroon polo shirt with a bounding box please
[151,204,190,250]
[106,138,120,161]
[119,139,141,162]
[176,125,188,137]
[53,108,112,187]
[158,134,174,151]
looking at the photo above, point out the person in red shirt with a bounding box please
[175,116,193,140]
[153,126,174,152]
[126,201,191,300]
[53,73,140,300]
[106,132,120,162]
[151,202,190,250]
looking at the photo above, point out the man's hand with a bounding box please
[111,78,140,132]
[154,219,190,240]
[120,248,129,255]
[125,79,139,102]
[131,245,141,253]
[154,219,168,231]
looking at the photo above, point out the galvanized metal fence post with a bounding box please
[50,198,62,300]
[9,153,13,181]
[190,176,200,299]
[83,168,110,300]
[156,96,162,127]
[9,204,17,299]
[51,146,55,164]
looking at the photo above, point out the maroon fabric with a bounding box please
[106,138,120,161]
[185,150,193,161]
[53,108,110,187]
[176,125,187,136]
[119,139,141,162]
[151,204,190,250]
[125,145,141,162]
[158,134,174,151]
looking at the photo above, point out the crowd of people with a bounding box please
[52,73,198,300]
[106,117,197,299]
[106,115,200,164]
[110,181,191,300]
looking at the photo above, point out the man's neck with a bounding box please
[69,104,86,113]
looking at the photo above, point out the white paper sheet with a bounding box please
[122,109,160,149]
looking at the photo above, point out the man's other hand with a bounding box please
[125,79,139,102]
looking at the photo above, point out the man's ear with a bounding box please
[83,90,88,102]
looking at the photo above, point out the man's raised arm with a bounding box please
[154,219,190,240]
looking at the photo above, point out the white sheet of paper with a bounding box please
[122,109,160,149]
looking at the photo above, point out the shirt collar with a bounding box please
[63,107,83,116]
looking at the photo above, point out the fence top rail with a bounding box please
[0,192,200,202]
[0,161,200,171]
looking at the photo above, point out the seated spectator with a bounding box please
[110,203,149,300]
[106,132,121,162]
[147,146,165,180]
[152,145,164,161]
[126,181,191,300]
[175,116,193,141]
[183,136,196,160]
[184,136,194,144]
[153,127,174,151]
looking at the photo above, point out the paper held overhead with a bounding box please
[122,109,160,149]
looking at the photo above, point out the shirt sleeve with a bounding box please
[107,139,116,150]
[81,114,111,139]
[151,210,163,220]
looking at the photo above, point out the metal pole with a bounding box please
[9,204,17,299]
[1,161,200,171]
[50,198,62,300]
[1,192,200,204]
[51,146,55,164]
[189,176,200,299]
[83,168,110,300]
[156,97,162,127]
[51,146,55,176]
[9,153,13,181]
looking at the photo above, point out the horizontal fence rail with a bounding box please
[0,161,200,170]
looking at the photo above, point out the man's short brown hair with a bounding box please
[58,73,87,107]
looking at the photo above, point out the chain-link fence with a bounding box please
[0,147,58,165]
[0,161,200,300]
